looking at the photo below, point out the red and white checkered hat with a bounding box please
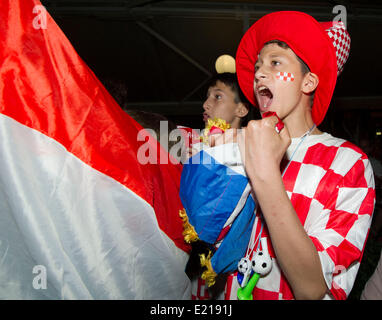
[321,21,351,75]
[236,11,351,125]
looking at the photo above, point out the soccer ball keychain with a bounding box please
[237,237,272,300]
[236,212,264,288]
[237,257,252,287]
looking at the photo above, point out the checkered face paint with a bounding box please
[276,72,295,82]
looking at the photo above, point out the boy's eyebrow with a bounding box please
[209,88,224,93]
[269,53,289,60]
[256,52,289,64]
[255,54,290,69]
[206,88,223,96]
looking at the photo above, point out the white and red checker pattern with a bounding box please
[192,133,375,300]
[325,22,351,75]
[276,71,295,82]
[281,135,375,299]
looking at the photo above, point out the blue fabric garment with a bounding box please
[211,194,256,273]
[180,146,256,274]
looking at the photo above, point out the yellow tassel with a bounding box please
[206,117,231,132]
[200,251,217,287]
[179,209,199,243]
[202,118,231,145]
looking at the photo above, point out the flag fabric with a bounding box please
[179,142,256,277]
[0,0,190,299]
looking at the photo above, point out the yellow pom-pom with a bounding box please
[179,209,199,243]
[202,118,231,145]
[200,251,217,287]
[206,118,231,132]
[215,54,236,74]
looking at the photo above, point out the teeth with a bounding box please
[258,86,270,95]
[258,86,271,96]
[257,85,273,99]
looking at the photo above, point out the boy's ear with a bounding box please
[236,103,249,118]
[301,72,319,94]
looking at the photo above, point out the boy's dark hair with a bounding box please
[209,72,248,105]
[208,72,255,126]
[265,40,310,75]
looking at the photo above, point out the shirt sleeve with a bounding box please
[306,151,375,300]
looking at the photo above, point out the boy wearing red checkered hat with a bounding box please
[191,11,375,300]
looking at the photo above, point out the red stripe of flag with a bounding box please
[0,0,189,253]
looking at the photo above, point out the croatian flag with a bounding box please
[180,142,256,276]
[0,0,190,299]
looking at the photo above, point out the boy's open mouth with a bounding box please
[257,85,273,109]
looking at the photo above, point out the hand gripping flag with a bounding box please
[0,0,190,299]
[179,140,256,287]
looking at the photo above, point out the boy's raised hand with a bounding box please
[237,115,291,181]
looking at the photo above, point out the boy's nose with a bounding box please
[203,99,211,111]
[254,66,269,82]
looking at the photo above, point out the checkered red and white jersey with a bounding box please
[191,133,375,300]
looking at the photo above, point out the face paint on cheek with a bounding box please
[276,72,295,82]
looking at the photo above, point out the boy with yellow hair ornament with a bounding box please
[179,56,258,296]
